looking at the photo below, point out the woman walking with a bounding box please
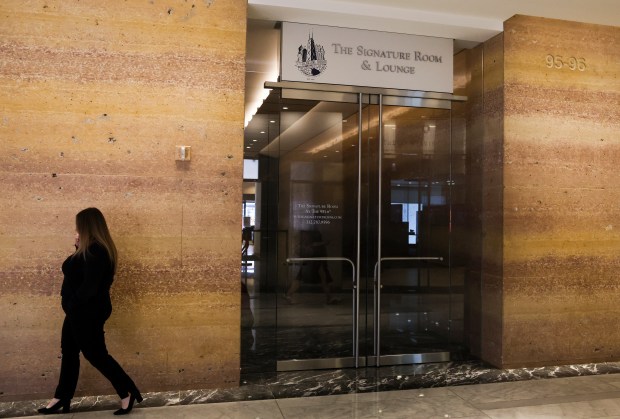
[38,208,142,416]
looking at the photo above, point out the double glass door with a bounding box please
[249,84,466,371]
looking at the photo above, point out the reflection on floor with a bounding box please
[241,268,469,373]
[242,243,471,366]
[5,362,620,418]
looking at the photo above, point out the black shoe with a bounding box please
[37,398,70,415]
[113,390,143,416]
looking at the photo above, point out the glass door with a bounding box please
[370,101,454,366]
[244,86,464,372]
[270,93,361,370]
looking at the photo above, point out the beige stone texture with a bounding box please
[0,0,246,401]
[478,34,506,367]
[489,15,620,367]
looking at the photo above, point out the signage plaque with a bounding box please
[281,22,454,93]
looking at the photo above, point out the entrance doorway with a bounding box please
[242,83,467,372]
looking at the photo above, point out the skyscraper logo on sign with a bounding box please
[295,31,327,77]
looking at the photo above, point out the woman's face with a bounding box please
[74,230,80,247]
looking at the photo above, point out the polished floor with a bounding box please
[7,373,620,418]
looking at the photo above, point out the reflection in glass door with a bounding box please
[266,97,361,370]
[243,86,466,372]
[371,102,456,366]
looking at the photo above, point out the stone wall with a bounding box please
[485,15,620,368]
[454,44,485,360]
[480,33,506,368]
[0,0,246,400]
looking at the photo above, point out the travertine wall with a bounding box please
[454,45,485,359]
[0,0,246,400]
[482,15,620,368]
[480,33,506,367]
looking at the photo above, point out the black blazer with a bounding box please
[61,242,114,320]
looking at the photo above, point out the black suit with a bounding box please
[54,243,137,399]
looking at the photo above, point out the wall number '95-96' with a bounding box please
[546,55,586,71]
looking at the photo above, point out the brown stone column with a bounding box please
[480,15,620,368]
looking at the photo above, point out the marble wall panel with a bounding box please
[499,15,620,367]
[0,0,246,400]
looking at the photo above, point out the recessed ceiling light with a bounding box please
[260,131,265,134]
[282,106,288,110]
[252,139,257,142]
[270,120,276,123]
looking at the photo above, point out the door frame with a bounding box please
[268,81,466,371]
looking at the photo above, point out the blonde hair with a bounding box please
[73,207,118,272]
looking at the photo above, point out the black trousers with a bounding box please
[54,315,136,400]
